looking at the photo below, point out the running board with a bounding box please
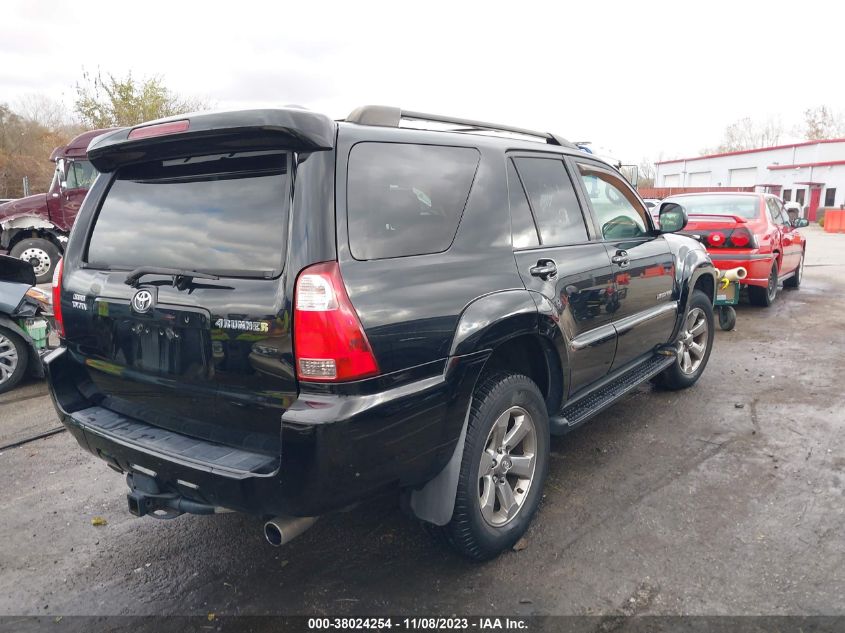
[549,353,676,435]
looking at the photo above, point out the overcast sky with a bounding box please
[2,0,843,163]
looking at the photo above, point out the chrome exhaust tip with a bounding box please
[264,516,317,547]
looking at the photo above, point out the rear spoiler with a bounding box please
[688,213,748,224]
[87,109,336,172]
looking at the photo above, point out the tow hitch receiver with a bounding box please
[126,472,216,519]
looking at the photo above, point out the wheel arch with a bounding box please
[410,290,562,526]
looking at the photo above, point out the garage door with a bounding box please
[663,173,681,186]
[688,171,711,186]
[729,167,757,187]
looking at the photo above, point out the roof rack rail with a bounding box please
[345,105,575,148]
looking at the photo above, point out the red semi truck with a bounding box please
[0,128,116,283]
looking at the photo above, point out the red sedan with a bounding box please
[660,192,807,307]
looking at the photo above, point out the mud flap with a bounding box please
[408,403,472,526]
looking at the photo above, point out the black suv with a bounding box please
[46,106,716,560]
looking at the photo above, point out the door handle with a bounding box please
[529,259,557,280]
[611,250,630,267]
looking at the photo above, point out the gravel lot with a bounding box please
[1,226,843,619]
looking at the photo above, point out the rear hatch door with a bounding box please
[63,148,296,458]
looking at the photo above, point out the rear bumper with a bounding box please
[707,252,774,288]
[45,347,483,518]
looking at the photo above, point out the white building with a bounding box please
[655,139,845,220]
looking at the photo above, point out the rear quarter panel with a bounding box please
[333,126,525,376]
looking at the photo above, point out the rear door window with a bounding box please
[507,159,539,248]
[512,157,588,245]
[346,143,480,260]
[86,152,288,276]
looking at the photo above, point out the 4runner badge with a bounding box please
[131,289,154,314]
[214,318,269,333]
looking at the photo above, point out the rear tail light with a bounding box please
[293,261,379,382]
[728,228,755,248]
[706,232,726,247]
[699,229,757,249]
[127,119,190,140]
[51,258,64,336]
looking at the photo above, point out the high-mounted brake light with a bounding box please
[293,262,379,382]
[51,258,64,337]
[127,119,190,140]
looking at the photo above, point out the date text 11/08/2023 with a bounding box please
[307,617,529,630]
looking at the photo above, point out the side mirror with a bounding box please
[56,158,68,193]
[659,202,688,233]
[792,218,809,228]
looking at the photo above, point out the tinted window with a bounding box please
[347,143,480,260]
[578,163,649,239]
[87,152,288,275]
[783,189,792,202]
[513,157,587,245]
[825,188,836,206]
[666,194,760,220]
[507,159,539,248]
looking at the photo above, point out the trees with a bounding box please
[74,70,209,128]
[0,103,80,199]
[800,106,845,140]
[0,73,207,199]
[701,116,783,155]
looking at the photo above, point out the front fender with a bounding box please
[668,237,717,340]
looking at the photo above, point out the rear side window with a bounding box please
[87,152,288,276]
[507,159,539,248]
[347,143,480,260]
[513,157,587,246]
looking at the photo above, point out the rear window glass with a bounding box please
[347,143,480,260]
[87,152,288,276]
[671,195,760,219]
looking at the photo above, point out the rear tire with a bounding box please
[435,372,549,561]
[748,262,779,307]
[784,252,804,289]
[10,238,61,285]
[0,326,29,394]
[658,290,714,391]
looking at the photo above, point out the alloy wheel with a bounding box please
[478,406,537,527]
[0,332,19,386]
[679,307,708,375]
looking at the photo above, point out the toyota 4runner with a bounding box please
[46,106,717,560]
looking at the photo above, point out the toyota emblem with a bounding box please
[132,289,154,314]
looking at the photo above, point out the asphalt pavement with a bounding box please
[0,226,843,619]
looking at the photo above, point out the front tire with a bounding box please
[10,238,61,285]
[0,326,29,394]
[658,290,714,390]
[438,372,550,561]
[748,262,779,307]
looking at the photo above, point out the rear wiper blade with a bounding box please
[124,267,220,289]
